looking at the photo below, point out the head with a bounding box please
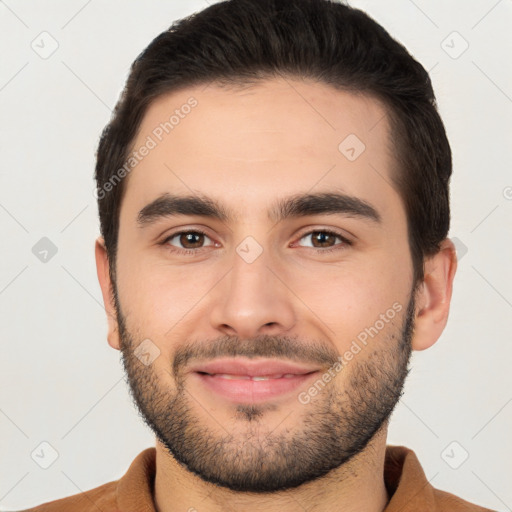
[95,0,457,494]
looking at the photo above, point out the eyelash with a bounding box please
[160,228,352,256]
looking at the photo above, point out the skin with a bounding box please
[96,77,457,512]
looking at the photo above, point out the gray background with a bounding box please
[1,0,511,510]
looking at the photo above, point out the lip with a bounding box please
[189,358,320,403]
[189,357,319,377]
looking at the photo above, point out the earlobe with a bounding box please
[411,238,458,351]
[94,237,121,350]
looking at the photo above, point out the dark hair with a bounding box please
[95,0,452,287]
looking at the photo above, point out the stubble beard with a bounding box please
[116,293,414,493]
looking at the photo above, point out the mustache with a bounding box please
[172,334,341,378]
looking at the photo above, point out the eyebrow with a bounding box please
[137,191,382,227]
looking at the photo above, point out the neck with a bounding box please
[153,426,390,512]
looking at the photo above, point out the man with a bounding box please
[22,0,494,510]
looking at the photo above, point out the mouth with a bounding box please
[189,358,321,403]
[197,373,304,380]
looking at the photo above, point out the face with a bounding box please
[111,78,418,492]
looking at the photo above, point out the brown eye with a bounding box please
[297,230,350,250]
[178,232,205,249]
[164,230,216,252]
[310,231,337,248]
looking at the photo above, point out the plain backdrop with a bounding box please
[1,0,511,510]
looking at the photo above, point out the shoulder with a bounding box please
[15,448,156,512]
[16,480,119,512]
[432,487,497,512]
[384,445,496,512]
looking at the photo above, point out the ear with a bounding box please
[95,237,121,350]
[412,238,458,351]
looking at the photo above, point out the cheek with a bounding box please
[116,253,214,337]
[289,254,409,345]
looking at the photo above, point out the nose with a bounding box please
[208,246,297,339]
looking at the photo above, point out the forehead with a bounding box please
[122,77,401,225]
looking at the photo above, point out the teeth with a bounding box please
[210,373,298,380]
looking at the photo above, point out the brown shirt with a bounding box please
[20,445,495,511]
